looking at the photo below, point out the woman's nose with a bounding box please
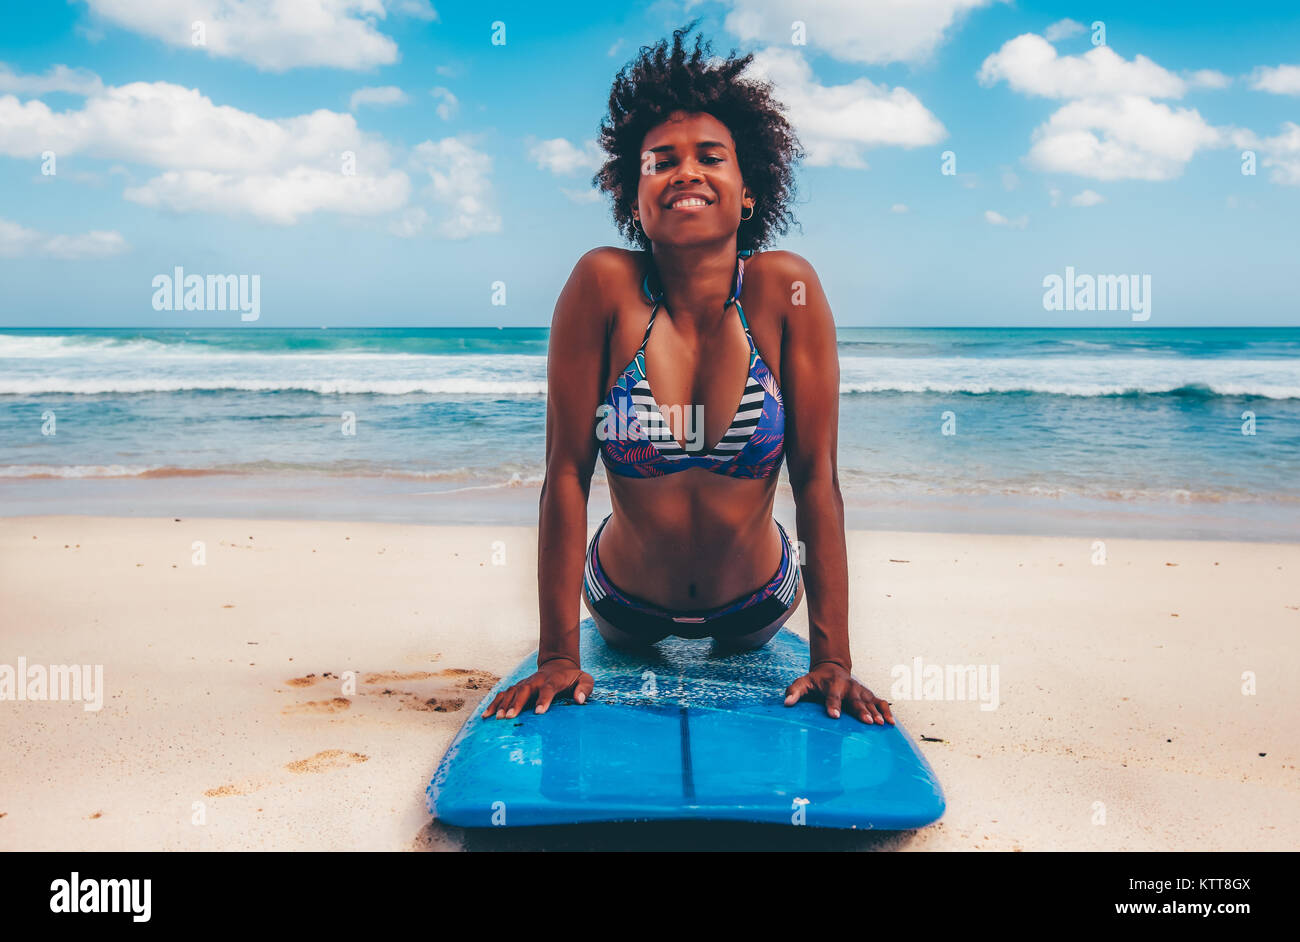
[669,161,704,185]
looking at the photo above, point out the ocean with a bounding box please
[2,326,1298,538]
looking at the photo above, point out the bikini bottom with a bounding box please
[581,513,801,641]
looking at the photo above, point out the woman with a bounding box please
[483,24,894,727]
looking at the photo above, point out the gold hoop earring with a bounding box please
[632,217,643,233]
[740,203,755,221]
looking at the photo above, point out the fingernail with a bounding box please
[577,692,585,703]
[830,709,840,718]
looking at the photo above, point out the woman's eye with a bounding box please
[654,156,723,170]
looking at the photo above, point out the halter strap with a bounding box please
[641,250,750,304]
[638,250,752,352]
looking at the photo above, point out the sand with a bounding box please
[1,514,1296,851]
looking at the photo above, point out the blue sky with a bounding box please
[1,0,1298,327]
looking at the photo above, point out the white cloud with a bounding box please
[1250,65,1300,95]
[1,70,504,234]
[411,137,502,238]
[0,77,408,224]
[0,217,128,258]
[389,0,437,20]
[1048,186,1061,207]
[984,210,1027,228]
[81,0,415,71]
[1262,123,1300,184]
[527,137,601,175]
[561,187,601,204]
[1069,188,1104,206]
[124,167,410,224]
[889,203,909,213]
[978,33,1186,99]
[1237,122,1300,185]
[723,0,1003,65]
[1186,69,1231,89]
[1027,95,1222,181]
[0,80,394,173]
[747,46,946,168]
[430,86,458,120]
[1043,19,1085,42]
[350,86,408,110]
[980,33,1234,182]
[0,63,103,96]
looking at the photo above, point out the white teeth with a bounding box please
[672,198,707,208]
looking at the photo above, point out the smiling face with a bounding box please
[632,110,753,249]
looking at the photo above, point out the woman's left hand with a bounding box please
[784,662,895,725]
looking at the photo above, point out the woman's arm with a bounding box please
[774,251,894,725]
[536,249,614,665]
[482,248,613,719]
[775,251,851,668]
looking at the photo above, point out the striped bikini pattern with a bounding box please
[599,250,785,479]
[627,363,765,460]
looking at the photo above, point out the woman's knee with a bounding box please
[590,607,666,648]
[716,621,782,651]
[714,582,803,650]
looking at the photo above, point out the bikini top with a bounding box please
[598,250,785,479]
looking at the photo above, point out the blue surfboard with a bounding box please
[428,618,945,830]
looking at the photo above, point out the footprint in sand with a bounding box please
[361,670,441,684]
[280,667,498,716]
[203,779,268,798]
[376,668,498,713]
[285,750,369,774]
[280,697,352,716]
[432,668,497,691]
[204,750,369,798]
[405,695,466,713]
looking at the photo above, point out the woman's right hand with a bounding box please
[480,658,595,719]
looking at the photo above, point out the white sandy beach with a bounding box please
[1,514,1297,851]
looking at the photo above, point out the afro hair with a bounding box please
[592,19,803,252]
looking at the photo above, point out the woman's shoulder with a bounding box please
[744,249,819,285]
[567,247,647,309]
[574,246,645,279]
[744,250,833,338]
